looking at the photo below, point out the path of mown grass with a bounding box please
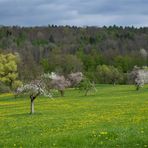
[0,85,148,148]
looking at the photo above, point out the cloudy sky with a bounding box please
[0,0,148,27]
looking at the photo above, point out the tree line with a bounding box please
[0,25,148,84]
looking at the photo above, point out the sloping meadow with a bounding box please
[0,85,148,147]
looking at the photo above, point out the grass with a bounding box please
[0,84,148,148]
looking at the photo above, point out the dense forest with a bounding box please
[0,25,148,84]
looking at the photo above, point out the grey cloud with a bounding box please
[0,0,148,27]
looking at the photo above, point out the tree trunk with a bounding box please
[59,90,64,97]
[30,99,34,114]
[30,92,40,114]
[136,85,139,91]
[85,89,89,96]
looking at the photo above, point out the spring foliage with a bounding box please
[0,53,22,91]
[77,78,97,96]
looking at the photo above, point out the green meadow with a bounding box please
[0,85,148,148]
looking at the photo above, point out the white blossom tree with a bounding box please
[140,48,147,59]
[50,75,70,96]
[43,72,83,96]
[68,72,83,87]
[16,80,51,114]
[42,72,70,96]
[135,71,144,90]
[16,72,94,114]
[130,66,148,90]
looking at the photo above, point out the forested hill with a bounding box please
[0,25,148,83]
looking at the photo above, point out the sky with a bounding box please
[0,0,148,27]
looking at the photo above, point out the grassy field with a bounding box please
[0,85,148,148]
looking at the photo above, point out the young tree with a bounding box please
[43,72,83,96]
[17,80,51,114]
[77,78,97,96]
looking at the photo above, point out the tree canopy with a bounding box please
[0,53,22,91]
